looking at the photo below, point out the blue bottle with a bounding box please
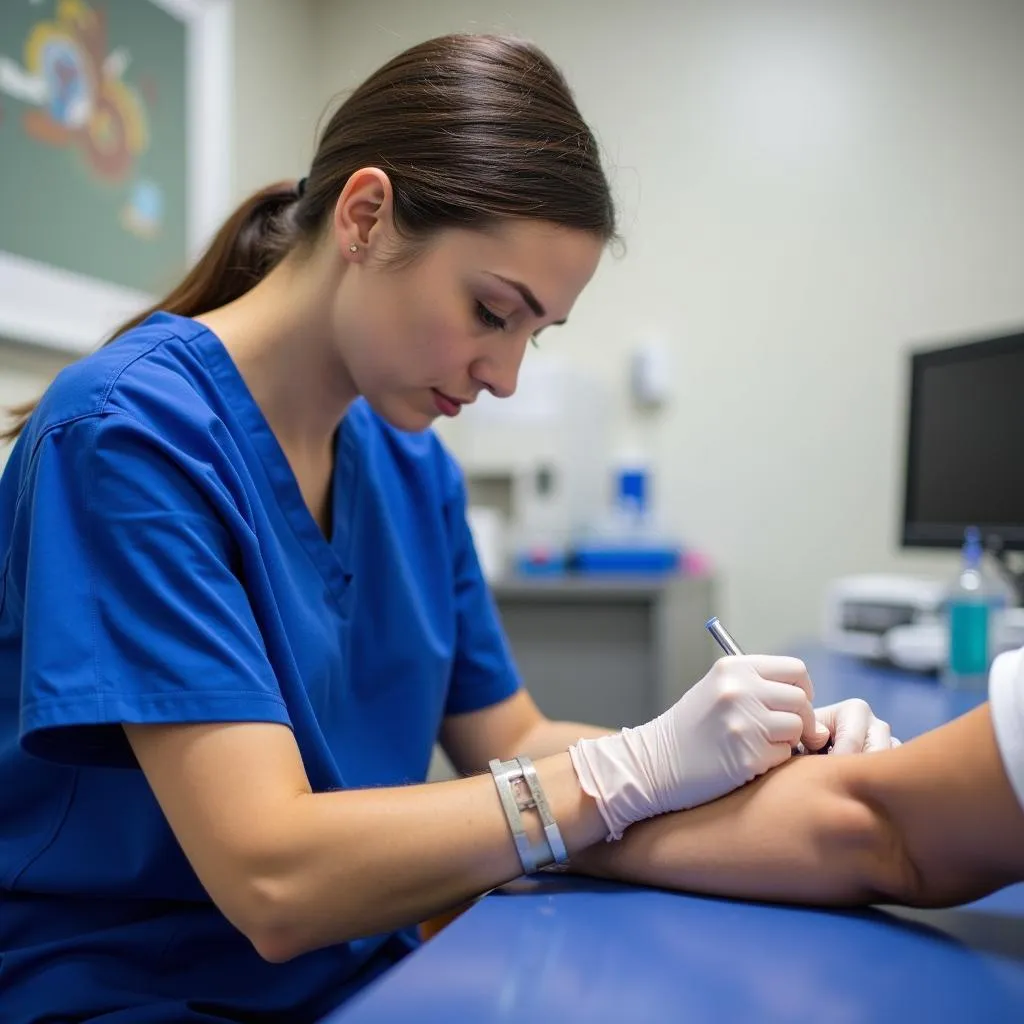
[942,526,1005,690]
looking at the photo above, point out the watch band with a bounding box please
[488,756,569,874]
[516,755,569,865]
[489,758,541,874]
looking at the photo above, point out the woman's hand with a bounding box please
[570,655,830,838]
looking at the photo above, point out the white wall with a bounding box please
[313,0,1024,650]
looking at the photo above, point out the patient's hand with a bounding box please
[812,699,900,754]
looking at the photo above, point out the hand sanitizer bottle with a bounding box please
[942,526,1005,690]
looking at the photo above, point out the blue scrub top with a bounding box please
[0,312,520,1022]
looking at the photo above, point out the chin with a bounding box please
[363,394,436,433]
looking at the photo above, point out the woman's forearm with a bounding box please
[569,753,914,906]
[126,720,610,964]
[517,718,614,758]
[243,750,609,960]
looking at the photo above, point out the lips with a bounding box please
[432,390,463,417]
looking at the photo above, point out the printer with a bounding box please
[822,574,947,662]
[823,573,1024,671]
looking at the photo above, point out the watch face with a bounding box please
[510,777,533,810]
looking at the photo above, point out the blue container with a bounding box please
[515,549,569,576]
[571,545,680,575]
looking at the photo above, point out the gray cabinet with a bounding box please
[429,574,718,780]
[491,574,718,728]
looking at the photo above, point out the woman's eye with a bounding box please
[476,302,507,332]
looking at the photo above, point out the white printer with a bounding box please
[823,573,1024,671]
[822,575,947,661]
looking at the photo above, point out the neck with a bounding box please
[197,250,357,454]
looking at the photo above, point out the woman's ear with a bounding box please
[332,168,394,259]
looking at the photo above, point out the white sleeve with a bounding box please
[989,647,1024,812]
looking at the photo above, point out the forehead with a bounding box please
[426,220,604,317]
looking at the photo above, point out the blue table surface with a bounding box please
[325,648,1024,1023]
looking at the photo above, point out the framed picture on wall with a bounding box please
[0,0,232,353]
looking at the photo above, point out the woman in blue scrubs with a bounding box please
[0,34,894,1022]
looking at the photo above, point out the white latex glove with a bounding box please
[813,699,901,754]
[570,655,831,840]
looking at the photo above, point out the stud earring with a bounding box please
[349,243,358,253]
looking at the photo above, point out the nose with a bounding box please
[471,336,528,400]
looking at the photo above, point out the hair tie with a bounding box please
[296,176,308,198]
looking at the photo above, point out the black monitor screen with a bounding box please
[902,331,1024,549]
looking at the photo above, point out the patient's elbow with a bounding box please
[817,788,921,905]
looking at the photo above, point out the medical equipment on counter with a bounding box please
[822,574,947,661]
[434,360,610,570]
[573,458,681,574]
[823,572,1024,672]
[465,506,507,581]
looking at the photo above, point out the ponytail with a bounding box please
[2,181,301,443]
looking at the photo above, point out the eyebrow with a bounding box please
[487,273,567,326]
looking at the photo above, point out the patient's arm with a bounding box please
[571,704,1024,908]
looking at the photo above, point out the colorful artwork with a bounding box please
[0,0,187,292]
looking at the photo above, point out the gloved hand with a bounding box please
[569,655,831,840]
[813,699,901,754]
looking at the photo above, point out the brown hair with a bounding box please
[4,33,615,441]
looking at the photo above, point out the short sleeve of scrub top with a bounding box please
[990,646,1024,813]
[15,411,289,766]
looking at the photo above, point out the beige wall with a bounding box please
[3,1,1023,652]
[231,0,323,199]
[313,0,1024,649]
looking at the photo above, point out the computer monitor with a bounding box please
[901,329,1024,552]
